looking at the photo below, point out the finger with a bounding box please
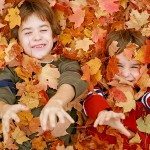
[105,112,112,121]
[61,110,74,123]
[56,111,65,124]
[40,112,48,131]
[94,117,100,127]
[117,122,131,137]
[49,113,57,128]
[13,104,29,112]
[97,111,107,125]
[2,118,10,142]
[10,113,20,123]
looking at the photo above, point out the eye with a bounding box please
[25,32,32,35]
[117,64,123,68]
[40,29,48,32]
[131,66,139,69]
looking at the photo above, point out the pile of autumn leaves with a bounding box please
[0,0,150,149]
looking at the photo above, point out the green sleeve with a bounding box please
[57,58,88,98]
[0,67,19,104]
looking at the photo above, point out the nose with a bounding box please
[121,67,131,78]
[33,31,42,41]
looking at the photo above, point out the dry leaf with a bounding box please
[136,114,150,134]
[129,133,141,144]
[126,10,150,30]
[12,126,30,144]
[75,37,94,51]
[5,7,21,29]
[38,64,60,90]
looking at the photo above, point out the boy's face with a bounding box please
[18,14,53,59]
[116,52,141,82]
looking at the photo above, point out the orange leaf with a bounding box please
[106,56,119,81]
[32,136,47,150]
[29,117,40,134]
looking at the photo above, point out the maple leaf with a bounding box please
[12,126,30,144]
[108,41,119,56]
[106,56,119,81]
[126,10,150,30]
[0,0,5,15]
[141,24,150,37]
[129,133,141,144]
[38,64,60,90]
[120,0,129,9]
[69,0,87,12]
[97,0,119,14]
[4,136,18,150]
[136,114,150,133]
[86,57,102,75]
[19,92,39,109]
[51,119,71,137]
[115,87,136,112]
[32,136,47,150]
[29,117,40,134]
[75,37,94,52]
[5,7,21,29]
[17,111,33,126]
[59,33,72,45]
[68,8,85,28]
[92,27,107,43]
[0,34,7,45]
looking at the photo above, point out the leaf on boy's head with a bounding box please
[97,0,119,15]
[108,41,119,56]
[38,64,60,90]
[68,8,85,28]
[5,7,21,29]
[123,43,137,60]
[125,10,150,30]
[12,126,30,144]
[136,114,150,134]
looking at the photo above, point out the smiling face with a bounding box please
[116,52,141,82]
[18,14,53,59]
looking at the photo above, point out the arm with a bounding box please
[40,59,88,131]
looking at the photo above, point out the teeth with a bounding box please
[33,44,45,48]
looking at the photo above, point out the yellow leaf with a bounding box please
[136,114,150,134]
[12,126,29,144]
[126,10,150,30]
[17,111,33,126]
[129,133,141,144]
[5,7,21,29]
[0,34,7,46]
[108,41,119,56]
[19,92,39,109]
[86,57,102,75]
[75,37,94,52]
[116,88,136,112]
[59,33,72,45]
[84,28,92,38]
[38,64,60,90]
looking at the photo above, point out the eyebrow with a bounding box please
[21,25,49,32]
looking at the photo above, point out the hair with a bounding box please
[106,29,146,54]
[11,0,60,39]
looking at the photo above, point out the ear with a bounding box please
[53,36,58,43]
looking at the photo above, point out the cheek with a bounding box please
[132,69,140,79]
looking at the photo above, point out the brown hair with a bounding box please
[12,0,60,38]
[106,29,146,54]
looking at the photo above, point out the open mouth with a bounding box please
[31,44,46,48]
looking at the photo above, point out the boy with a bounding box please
[84,29,150,149]
[0,0,87,144]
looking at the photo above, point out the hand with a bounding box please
[94,110,131,138]
[40,100,74,131]
[0,104,28,142]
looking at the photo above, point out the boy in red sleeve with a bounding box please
[84,29,150,149]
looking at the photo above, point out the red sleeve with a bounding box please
[83,94,110,119]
